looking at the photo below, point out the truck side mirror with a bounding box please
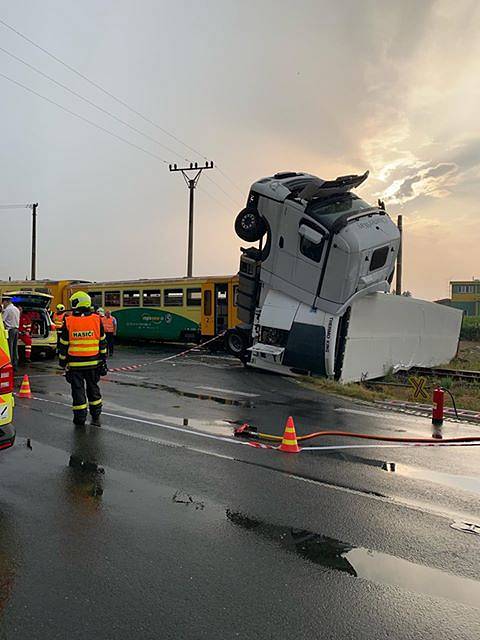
[299,224,324,245]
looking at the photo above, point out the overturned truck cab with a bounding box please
[227,171,462,382]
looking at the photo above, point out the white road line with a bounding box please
[335,406,480,432]
[23,396,480,453]
[196,385,259,398]
[335,407,432,424]
[30,395,247,447]
[303,442,480,451]
[46,410,237,463]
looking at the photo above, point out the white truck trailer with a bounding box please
[227,171,462,382]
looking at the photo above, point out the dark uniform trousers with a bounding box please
[69,369,102,425]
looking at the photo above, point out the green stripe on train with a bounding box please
[112,308,199,340]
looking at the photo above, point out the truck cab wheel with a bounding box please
[235,208,266,242]
[225,329,247,358]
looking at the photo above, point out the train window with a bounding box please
[105,291,121,307]
[123,290,140,307]
[88,291,103,308]
[186,288,201,306]
[369,246,389,271]
[35,287,50,294]
[164,289,184,306]
[203,290,212,316]
[143,289,162,306]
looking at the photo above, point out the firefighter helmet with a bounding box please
[56,303,66,311]
[70,291,92,309]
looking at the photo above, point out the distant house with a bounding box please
[447,280,480,317]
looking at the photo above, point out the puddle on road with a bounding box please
[322,451,480,497]
[227,511,480,609]
[384,462,480,497]
[102,401,235,437]
[106,378,255,407]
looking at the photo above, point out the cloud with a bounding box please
[380,162,458,203]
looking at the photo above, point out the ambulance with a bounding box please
[0,313,15,450]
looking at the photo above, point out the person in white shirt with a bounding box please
[2,296,20,367]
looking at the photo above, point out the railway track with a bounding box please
[398,366,480,383]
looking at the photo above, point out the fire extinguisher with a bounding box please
[432,387,445,426]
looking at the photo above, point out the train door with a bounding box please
[214,283,228,335]
[228,280,239,329]
[201,282,214,336]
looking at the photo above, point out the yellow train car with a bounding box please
[67,276,239,342]
[0,280,87,309]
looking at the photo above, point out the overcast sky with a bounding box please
[1,0,479,299]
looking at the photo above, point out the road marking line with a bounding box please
[22,397,480,453]
[335,407,480,433]
[335,407,428,423]
[196,386,259,398]
[29,395,248,447]
[303,442,480,451]
[45,410,237,463]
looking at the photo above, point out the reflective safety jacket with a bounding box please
[101,315,116,333]
[58,310,107,369]
[52,311,66,330]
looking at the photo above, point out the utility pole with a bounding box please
[30,203,38,280]
[395,214,403,295]
[169,161,214,277]
[0,202,38,279]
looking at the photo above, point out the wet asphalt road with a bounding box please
[1,344,480,639]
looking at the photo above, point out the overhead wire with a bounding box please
[0,71,234,214]
[204,173,242,207]
[0,204,32,209]
[1,71,234,210]
[0,71,169,163]
[0,45,189,162]
[0,16,245,202]
[216,165,245,196]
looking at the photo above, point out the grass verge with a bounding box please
[303,341,480,413]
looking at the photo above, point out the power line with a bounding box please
[0,43,244,206]
[204,173,242,207]
[216,164,245,196]
[0,45,189,162]
[0,72,232,210]
[197,185,230,210]
[0,71,169,164]
[0,16,245,201]
[0,17,208,161]
[0,204,33,209]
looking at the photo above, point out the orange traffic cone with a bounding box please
[278,416,301,453]
[18,374,32,398]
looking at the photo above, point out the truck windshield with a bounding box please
[305,194,374,230]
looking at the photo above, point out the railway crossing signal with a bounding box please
[169,161,214,277]
[408,376,428,401]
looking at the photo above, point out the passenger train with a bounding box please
[0,276,239,344]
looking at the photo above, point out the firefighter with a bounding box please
[101,310,117,357]
[58,291,108,427]
[52,303,67,352]
[19,307,33,361]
